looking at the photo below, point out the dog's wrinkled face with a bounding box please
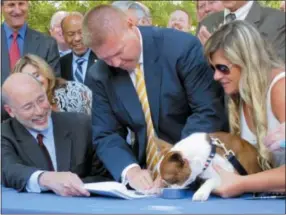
[153,137,191,187]
[159,151,191,187]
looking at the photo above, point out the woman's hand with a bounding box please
[264,122,285,152]
[212,165,245,198]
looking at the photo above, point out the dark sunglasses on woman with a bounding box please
[210,63,233,75]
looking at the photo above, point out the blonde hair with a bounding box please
[205,21,284,170]
[12,54,66,105]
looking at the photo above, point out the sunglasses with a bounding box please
[210,63,234,75]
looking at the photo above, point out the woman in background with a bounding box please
[204,20,285,197]
[12,54,92,115]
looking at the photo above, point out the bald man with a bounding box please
[60,12,97,84]
[2,73,111,196]
[167,9,192,32]
[83,5,227,193]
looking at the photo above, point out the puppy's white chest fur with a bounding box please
[171,133,234,200]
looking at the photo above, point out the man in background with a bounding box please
[112,1,152,26]
[197,1,285,62]
[196,1,224,22]
[60,12,97,84]
[167,9,192,32]
[49,11,71,57]
[1,0,60,82]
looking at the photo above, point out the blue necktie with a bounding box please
[75,58,85,83]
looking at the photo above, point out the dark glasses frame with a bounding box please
[210,63,234,75]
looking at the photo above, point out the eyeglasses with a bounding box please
[210,63,234,75]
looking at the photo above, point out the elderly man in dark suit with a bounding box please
[83,5,228,193]
[1,73,111,196]
[60,12,97,85]
[197,1,285,62]
[1,0,60,84]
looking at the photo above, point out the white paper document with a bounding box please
[84,181,156,200]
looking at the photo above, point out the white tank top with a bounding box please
[240,72,285,166]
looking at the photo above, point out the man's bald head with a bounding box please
[2,73,51,131]
[2,73,43,106]
[61,12,88,56]
[82,5,128,49]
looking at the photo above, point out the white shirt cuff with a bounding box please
[121,163,140,185]
[26,171,49,193]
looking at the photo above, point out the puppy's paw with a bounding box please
[192,190,210,201]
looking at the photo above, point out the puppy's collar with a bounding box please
[202,140,217,172]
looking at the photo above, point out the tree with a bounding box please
[26,1,282,34]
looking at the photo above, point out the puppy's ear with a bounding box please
[153,136,173,156]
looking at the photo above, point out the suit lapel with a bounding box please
[51,112,72,171]
[24,27,40,54]
[245,2,261,26]
[13,119,50,169]
[204,12,224,33]
[112,68,145,126]
[84,51,97,85]
[1,24,10,83]
[88,51,97,70]
[139,27,162,133]
[66,54,73,81]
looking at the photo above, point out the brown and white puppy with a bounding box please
[155,132,262,201]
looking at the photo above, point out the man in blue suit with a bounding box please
[83,5,228,192]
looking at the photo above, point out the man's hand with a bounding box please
[198,25,212,46]
[264,122,285,152]
[39,171,90,197]
[126,166,154,192]
[212,165,245,198]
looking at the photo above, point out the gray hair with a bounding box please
[2,88,10,105]
[112,1,151,21]
[2,73,42,105]
[50,11,69,29]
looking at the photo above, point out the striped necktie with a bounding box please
[75,58,85,83]
[135,64,159,179]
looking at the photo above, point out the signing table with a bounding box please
[2,187,285,214]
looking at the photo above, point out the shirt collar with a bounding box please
[26,116,53,139]
[136,27,143,65]
[72,49,91,62]
[224,1,253,20]
[4,22,27,39]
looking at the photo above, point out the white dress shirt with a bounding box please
[121,27,144,184]
[224,1,254,23]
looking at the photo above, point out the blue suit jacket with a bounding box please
[86,27,228,180]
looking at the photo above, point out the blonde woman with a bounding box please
[12,54,92,115]
[204,20,285,197]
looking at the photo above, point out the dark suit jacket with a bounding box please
[60,51,97,84]
[1,24,61,84]
[196,2,285,62]
[1,112,112,192]
[85,26,228,181]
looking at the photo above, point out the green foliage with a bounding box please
[25,0,281,34]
